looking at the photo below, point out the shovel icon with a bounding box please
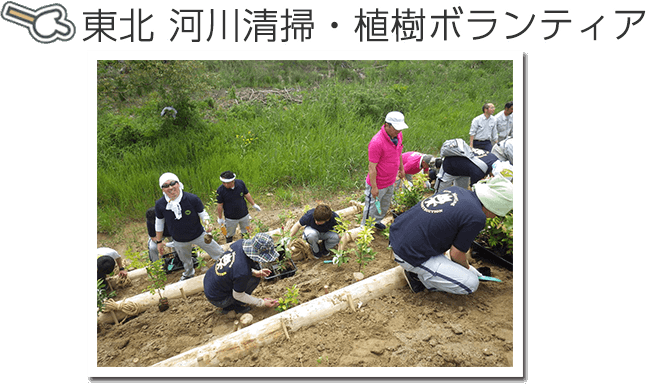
[1,2,75,43]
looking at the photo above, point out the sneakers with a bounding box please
[180,274,194,281]
[402,270,425,293]
[220,304,252,314]
[314,241,331,258]
[375,222,386,230]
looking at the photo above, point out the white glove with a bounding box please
[252,204,261,211]
[279,237,291,246]
[217,218,225,225]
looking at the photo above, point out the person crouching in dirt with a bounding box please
[203,233,280,314]
[153,172,225,281]
[215,170,261,243]
[389,174,513,295]
[97,247,128,291]
[289,204,340,259]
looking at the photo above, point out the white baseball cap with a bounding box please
[385,111,408,130]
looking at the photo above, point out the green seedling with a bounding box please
[97,279,116,315]
[480,211,513,255]
[353,225,377,273]
[145,258,167,299]
[276,284,300,312]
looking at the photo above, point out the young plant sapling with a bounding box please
[332,216,352,266]
[145,258,169,311]
[276,284,300,312]
[275,226,295,259]
[353,225,377,273]
[97,279,116,315]
[392,173,428,214]
[480,211,513,256]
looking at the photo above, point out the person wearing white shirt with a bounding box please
[469,103,497,151]
[494,102,513,142]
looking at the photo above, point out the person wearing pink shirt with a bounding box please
[361,111,409,229]
[402,151,435,181]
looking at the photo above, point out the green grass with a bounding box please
[97,60,513,233]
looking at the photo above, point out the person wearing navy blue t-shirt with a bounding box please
[216,171,261,243]
[203,233,280,313]
[435,147,501,191]
[289,204,340,259]
[153,172,225,281]
[389,175,513,295]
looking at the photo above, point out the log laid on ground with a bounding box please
[122,204,363,280]
[338,216,394,251]
[152,265,407,367]
[98,204,370,323]
[97,275,204,324]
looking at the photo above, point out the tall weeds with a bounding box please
[97,60,513,233]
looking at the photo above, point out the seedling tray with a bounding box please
[471,241,513,271]
[262,251,297,281]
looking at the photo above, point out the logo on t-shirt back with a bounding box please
[420,191,459,213]
[215,251,235,276]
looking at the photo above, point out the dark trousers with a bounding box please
[473,139,492,152]
[206,276,261,308]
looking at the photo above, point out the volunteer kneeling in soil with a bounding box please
[203,233,280,314]
[97,247,128,291]
[289,204,340,259]
[153,172,224,281]
[389,174,513,295]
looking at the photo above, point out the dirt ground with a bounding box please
[96,192,514,368]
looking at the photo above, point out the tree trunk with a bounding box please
[152,265,407,367]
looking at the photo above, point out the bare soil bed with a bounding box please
[96,193,513,368]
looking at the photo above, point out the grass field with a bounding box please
[97,60,513,233]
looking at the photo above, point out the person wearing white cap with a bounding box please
[389,174,513,295]
[215,170,261,243]
[153,172,225,281]
[361,111,409,229]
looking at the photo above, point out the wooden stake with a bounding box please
[110,311,119,325]
[280,318,290,340]
[346,294,355,312]
[179,287,187,300]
